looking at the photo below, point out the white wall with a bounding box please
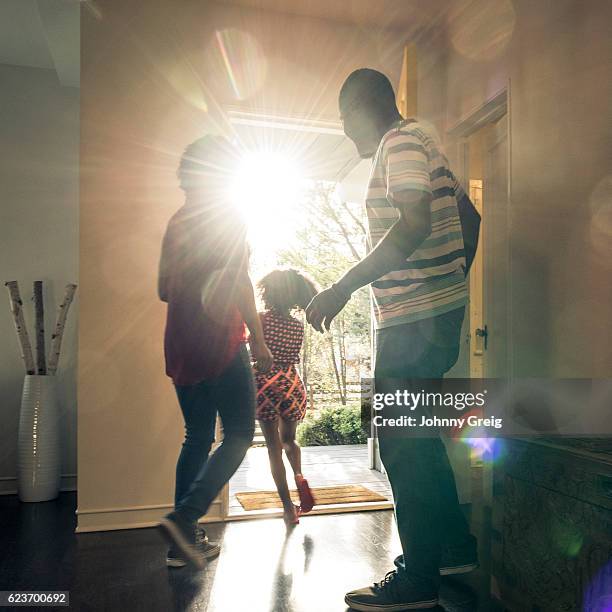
[0,64,79,494]
[438,0,612,377]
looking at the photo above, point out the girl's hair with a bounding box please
[258,269,319,314]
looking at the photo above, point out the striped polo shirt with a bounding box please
[366,119,467,329]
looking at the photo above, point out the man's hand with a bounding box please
[250,339,273,373]
[305,286,350,332]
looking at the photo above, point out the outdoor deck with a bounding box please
[229,444,393,516]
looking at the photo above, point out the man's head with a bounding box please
[177,134,236,195]
[339,69,402,158]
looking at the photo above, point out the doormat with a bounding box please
[235,484,387,511]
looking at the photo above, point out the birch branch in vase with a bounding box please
[33,280,47,375]
[47,283,78,376]
[5,281,36,374]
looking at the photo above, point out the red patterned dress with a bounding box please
[255,310,307,422]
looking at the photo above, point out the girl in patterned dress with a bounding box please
[256,269,318,526]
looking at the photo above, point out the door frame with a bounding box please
[446,84,512,508]
[447,83,513,385]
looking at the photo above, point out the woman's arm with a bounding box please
[234,270,273,372]
[202,265,273,372]
[158,228,171,302]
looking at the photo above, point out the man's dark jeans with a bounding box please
[375,307,473,589]
[173,344,255,524]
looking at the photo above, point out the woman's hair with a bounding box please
[258,269,319,314]
[177,134,235,192]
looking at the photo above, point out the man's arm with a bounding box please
[306,129,435,332]
[305,194,432,332]
[336,193,432,296]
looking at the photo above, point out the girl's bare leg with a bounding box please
[279,419,302,477]
[260,420,297,523]
[280,418,314,512]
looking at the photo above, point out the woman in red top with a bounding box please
[255,269,318,526]
[157,135,273,569]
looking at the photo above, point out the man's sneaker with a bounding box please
[440,555,480,576]
[158,512,206,570]
[439,548,479,576]
[166,527,221,568]
[344,570,438,611]
[439,535,479,576]
[393,537,479,577]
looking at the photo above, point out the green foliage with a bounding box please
[297,403,367,446]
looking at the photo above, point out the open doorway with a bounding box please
[222,114,393,520]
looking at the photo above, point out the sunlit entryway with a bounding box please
[229,444,392,517]
[223,114,393,518]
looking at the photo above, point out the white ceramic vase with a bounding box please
[18,375,61,502]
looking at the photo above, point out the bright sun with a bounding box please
[230,150,306,269]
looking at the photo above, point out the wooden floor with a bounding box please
[0,491,504,612]
[229,444,393,516]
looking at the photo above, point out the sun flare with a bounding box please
[230,150,307,269]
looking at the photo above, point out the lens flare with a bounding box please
[229,150,307,267]
[584,560,612,612]
[447,0,516,62]
[162,60,208,112]
[551,519,583,558]
[208,29,267,102]
[215,30,241,99]
[457,427,506,464]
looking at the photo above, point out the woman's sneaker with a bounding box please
[166,527,221,568]
[345,570,438,611]
[295,474,315,513]
[158,512,207,570]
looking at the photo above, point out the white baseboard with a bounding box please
[75,498,224,533]
[0,474,77,496]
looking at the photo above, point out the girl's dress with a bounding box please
[255,309,307,422]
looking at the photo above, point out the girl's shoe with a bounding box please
[295,474,315,513]
[283,504,300,527]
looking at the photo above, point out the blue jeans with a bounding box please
[173,344,255,524]
[375,307,473,589]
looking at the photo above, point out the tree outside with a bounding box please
[266,181,372,445]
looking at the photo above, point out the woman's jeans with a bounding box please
[375,307,473,589]
[174,344,255,524]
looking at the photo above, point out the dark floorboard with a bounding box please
[0,492,502,612]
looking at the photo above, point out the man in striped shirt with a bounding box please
[306,69,479,611]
